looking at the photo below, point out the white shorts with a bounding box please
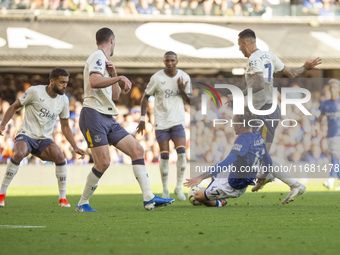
[327,137,340,155]
[204,172,248,201]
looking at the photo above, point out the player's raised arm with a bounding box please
[281,57,322,78]
[177,77,192,104]
[0,100,23,136]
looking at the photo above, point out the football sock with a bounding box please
[55,161,67,199]
[176,153,186,189]
[270,159,298,187]
[132,159,154,201]
[0,159,20,194]
[78,167,101,206]
[159,158,169,193]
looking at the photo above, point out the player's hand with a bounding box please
[136,121,145,135]
[119,76,132,93]
[177,77,188,92]
[106,60,117,76]
[74,147,86,159]
[304,57,322,70]
[184,177,203,188]
[0,124,5,136]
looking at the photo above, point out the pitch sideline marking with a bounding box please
[0,225,46,229]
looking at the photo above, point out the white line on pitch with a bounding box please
[0,225,46,229]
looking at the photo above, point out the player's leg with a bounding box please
[39,141,70,207]
[324,138,340,190]
[173,135,187,200]
[0,139,29,207]
[76,145,110,212]
[76,107,112,212]
[157,139,171,198]
[116,135,174,209]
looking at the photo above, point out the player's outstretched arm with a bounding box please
[136,93,150,135]
[281,57,322,78]
[184,172,211,188]
[60,119,86,159]
[0,99,22,136]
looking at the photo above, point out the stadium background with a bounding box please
[1,0,340,186]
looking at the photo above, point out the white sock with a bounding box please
[78,170,100,206]
[328,177,335,187]
[132,164,154,201]
[271,159,298,187]
[56,162,67,199]
[176,153,186,189]
[1,159,20,194]
[160,158,169,192]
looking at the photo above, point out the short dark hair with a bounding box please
[233,107,255,128]
[238,29,256,40]
[96,27,115,45]
[164,51,177,58]
[49,67,69,80]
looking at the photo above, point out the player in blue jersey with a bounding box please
[231,29,321,204]
[319,79,340,190]
[184,109,277,207]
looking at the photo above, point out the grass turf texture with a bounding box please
[1,184,340,255]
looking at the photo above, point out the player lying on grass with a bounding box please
[0,68,86,208]
[184,108,305,207]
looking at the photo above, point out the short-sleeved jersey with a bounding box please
[228,131,271,189]
[17,85,69,140]
[83,50,119,116]
[145,69,191,130]
[320,98,340,137]
[245,50,284,109]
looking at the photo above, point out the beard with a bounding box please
[53,86,65,95]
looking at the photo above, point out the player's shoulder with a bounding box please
[27,85,45,93]
[234,133,252,147]
[177,69,190,77]
[87,50,105,62]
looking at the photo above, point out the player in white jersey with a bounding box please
[76,27,174,212]
[0,68,85,208]
[137,51,191,201]
[232,29,321,204]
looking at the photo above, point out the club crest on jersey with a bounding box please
[94,135,102,143]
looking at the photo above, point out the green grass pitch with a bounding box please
[1,184,340,255]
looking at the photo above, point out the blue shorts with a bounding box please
[79,107,129,148]
[155,124,186,144]
[15,134,54,157]
[255,104,281,143]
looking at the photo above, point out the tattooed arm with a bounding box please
[243,72,265,96]
[281,57,322,78]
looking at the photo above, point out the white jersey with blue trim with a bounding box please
[83,49,119,116]
[245,50,284,109]
[17,85,69,140]
[145,69,191,130]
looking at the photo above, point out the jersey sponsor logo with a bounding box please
[249,60,257,67]
[38,108,58,120]
[96,59,102,66]
[232,143,242,151]
[164,89,180,98]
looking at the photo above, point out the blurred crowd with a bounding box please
[1,0,340,17]
[0,73,336,169]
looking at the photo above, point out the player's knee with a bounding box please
[133,143,145,159]
[194,189,205,201]
[54,154,66,165]
[12,151,26,162]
